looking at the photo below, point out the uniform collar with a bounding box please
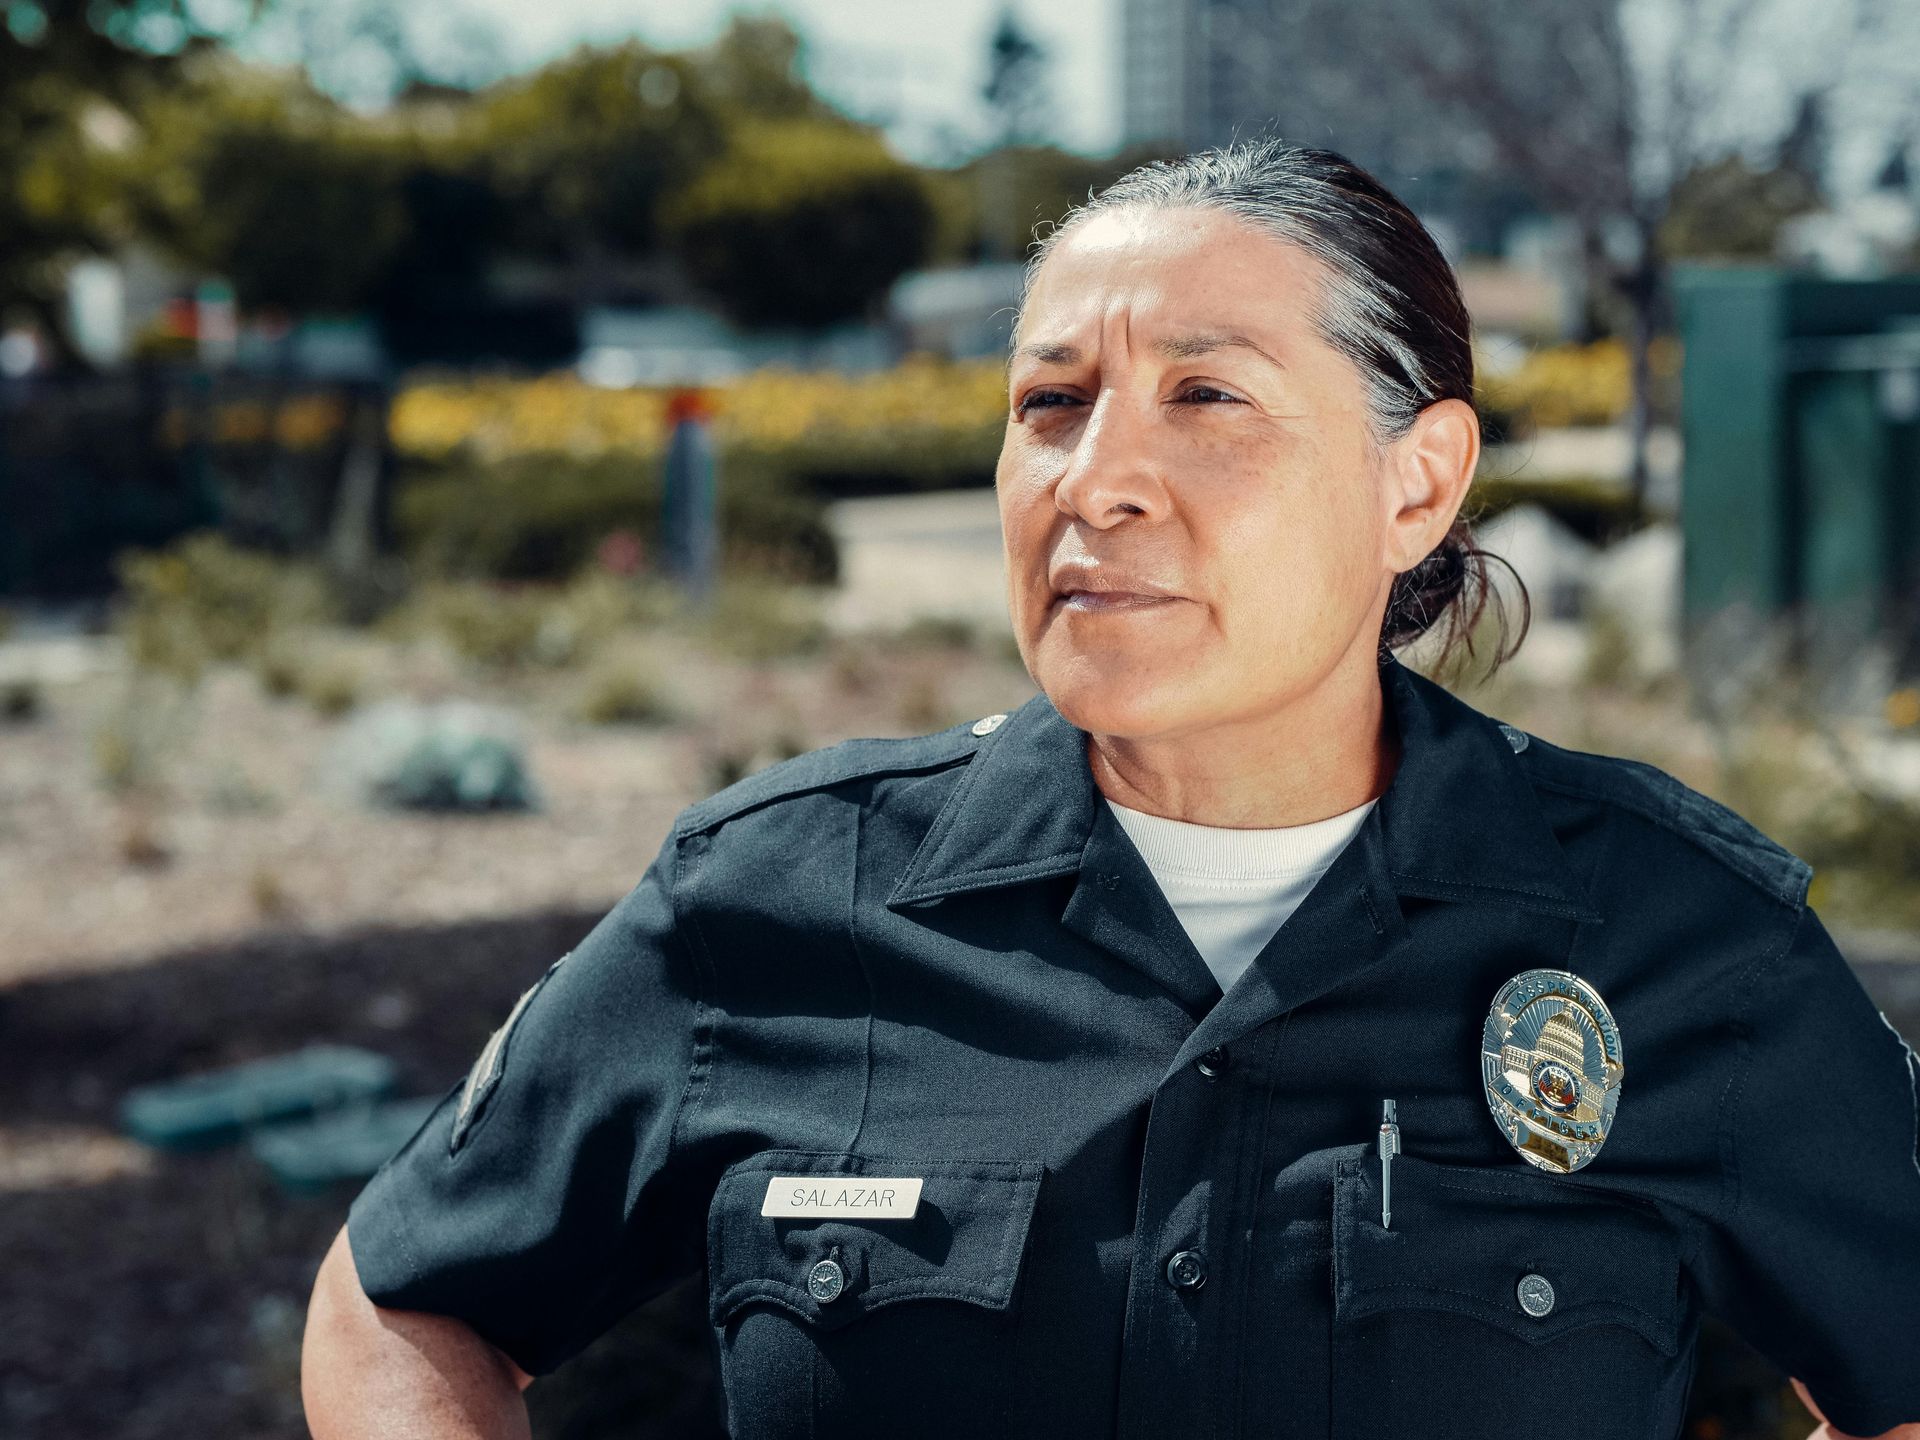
[886,651,1601,925]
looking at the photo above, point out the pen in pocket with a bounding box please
[1378,1099,1400,1230]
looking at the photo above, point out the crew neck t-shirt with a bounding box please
[1104,794,1378,997]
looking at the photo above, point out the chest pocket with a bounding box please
[1331,1152,1691,1440]
[706,1150,1044,1440]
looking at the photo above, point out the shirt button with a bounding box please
[971,713,1007,736]
[1165,1249,1207,1291]
[1516,1272,1555,1317]
[1195,1046,1230,1079]
[1497,722,1530,753]
[808,1256,846,1304]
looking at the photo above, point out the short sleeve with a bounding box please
[1693,901,1920,1435]
[345,829,706,1377]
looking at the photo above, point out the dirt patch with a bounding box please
[0,909,727,1440]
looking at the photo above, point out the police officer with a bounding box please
[303,140,1920,1439]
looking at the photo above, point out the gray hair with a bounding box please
[1017,137,1475,446]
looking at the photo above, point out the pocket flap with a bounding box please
[1334,1153,1683,1356]
[708,1151,1044,1333]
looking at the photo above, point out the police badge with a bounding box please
[1481,969,1624,1174]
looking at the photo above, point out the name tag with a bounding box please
[761,1175,923,1218]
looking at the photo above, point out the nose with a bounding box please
[1052,386,1168,528]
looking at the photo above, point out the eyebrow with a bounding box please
[1010,331,1284,369]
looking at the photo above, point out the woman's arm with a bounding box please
[303,1224,535,1440]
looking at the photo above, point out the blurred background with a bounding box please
[2,0,1918,1436]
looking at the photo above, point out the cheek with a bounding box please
[1206,469,1383,628]
[996,453,1055,612]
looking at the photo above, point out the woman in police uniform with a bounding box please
[303,140,1920,1440]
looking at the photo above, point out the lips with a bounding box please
[1048,566,1182,608]
[1054,590,1177,612]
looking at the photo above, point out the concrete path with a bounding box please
[823,487,1011,634]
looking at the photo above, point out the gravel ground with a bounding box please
[0,624,1037,985]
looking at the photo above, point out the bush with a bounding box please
[660,120,935,329]
[377,570,677,672]
[388,357,1008,497]
[574,651,676,725]
[1475,337,1681,436]
[701,578,827,661]
[113,532,336,684]
[1465,474,1649,546]
[290,644,366,716]
[334,699,539,812]
[378,580,559,670]
[393,451,838,585]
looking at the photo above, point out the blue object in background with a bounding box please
[659,388,718,604]
[119,1043,397,1151]
[249,1095,445,1195]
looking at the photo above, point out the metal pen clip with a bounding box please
[1377,1099,1400,1230]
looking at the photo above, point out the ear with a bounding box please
[1381,398,1479,573]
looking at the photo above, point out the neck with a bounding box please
[1085,650,1399,830]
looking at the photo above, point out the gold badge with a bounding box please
[1481,969,1624,1173]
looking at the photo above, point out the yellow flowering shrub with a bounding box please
[389,373,673,462]
[1475,337,1681,433]
[388,355,1010,471]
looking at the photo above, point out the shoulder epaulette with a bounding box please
[674,721,986,838]
[1515,733,1813,910]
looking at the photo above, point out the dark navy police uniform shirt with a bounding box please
[346,652,1920,1439]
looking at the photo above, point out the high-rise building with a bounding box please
[1120,0,1314,156]
[1115,0,1530,257]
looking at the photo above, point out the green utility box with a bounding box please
[1673,267,1920,671]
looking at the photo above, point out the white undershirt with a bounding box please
[1105,795,1378,997]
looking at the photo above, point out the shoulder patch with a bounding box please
[674,723,985,837]
[1517,736,1813,910]
[449,950,569,1154]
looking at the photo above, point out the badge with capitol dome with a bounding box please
[1481,969,1624,1174]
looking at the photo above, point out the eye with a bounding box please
[1014,389,1080,417]
[1178,384,1242,405]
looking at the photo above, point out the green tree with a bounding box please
[123,62,416,313]
[923,143,1168,264]
[695,13,838,123]
[465,14,838,297]
[0,0,259,366]
[1660,155,1824,261]
[661,120,936,329]
[470,41,726,274]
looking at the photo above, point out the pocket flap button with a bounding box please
[808,1256,846,1304]
[1516,1272,1555,1317]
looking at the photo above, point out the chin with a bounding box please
[1034,656,1212,739]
